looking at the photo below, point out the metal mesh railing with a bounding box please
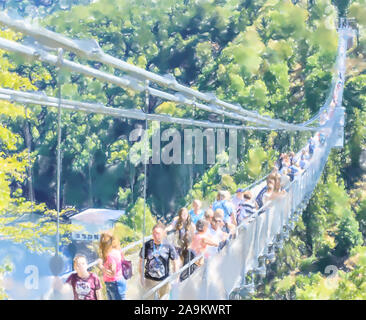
[139,26,351,300]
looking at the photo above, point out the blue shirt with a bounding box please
[189,209,205,225]
[212,200,234,223]
[289,165,300,174]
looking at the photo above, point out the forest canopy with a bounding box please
[0,0,365,299]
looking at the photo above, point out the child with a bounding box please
[98,232,127,300]
[66,254,102,300]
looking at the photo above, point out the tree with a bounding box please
[0,29,79,257]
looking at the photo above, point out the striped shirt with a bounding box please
[236,200,256,224]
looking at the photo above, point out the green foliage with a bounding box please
[2,0,365,300]
[332,0,351,17]
[107,139,129,165]
[0,29,82,299]
[247,146,268,178]
[349,179,366,238]
[0,258,13,300]
[0,29,77,250]
[155,101,186,117]
[254,0,366,299]
[349,1,366,26]
[335,214,363,255]
[185,154,232,205]
[115,197,157,245]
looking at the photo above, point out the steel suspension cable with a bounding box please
[0,88,277,131]
[0,36,278,129]
[0,12,314,131]
[56,48,63,257]
[141,80,149,297]
[24,105,34,213]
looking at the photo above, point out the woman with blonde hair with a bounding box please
[97,232,127,300]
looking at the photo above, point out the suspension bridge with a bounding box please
[0,11,355,299]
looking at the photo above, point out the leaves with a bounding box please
[247,146,268,178]
[1,0,366,300]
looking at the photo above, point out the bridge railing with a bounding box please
[140,26,351,300]
[165,107,342,300]
[56,26,350,300]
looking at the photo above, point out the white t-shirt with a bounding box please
[205,225,225,257]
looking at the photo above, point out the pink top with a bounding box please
[103,248,124,282]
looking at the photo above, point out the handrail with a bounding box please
[303,26,352,126]
[141,156,315,299]
[141,253,204,300]
[141,27,349,299]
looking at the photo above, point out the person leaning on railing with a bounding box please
[235,191,257,225]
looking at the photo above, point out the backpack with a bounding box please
[179,249,198,282]
[121,259,133,280]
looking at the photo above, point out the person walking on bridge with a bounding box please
[97,232,127,300]
[206,209,229,257]
[166,207,195,255]
[190,219,219,265]
[189,199,205,225]
[139,223,179,300]
[66,254,102,300]
[236,191,257,225]
[212,190,236,233]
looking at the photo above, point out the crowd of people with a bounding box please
[59,133,324,300]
